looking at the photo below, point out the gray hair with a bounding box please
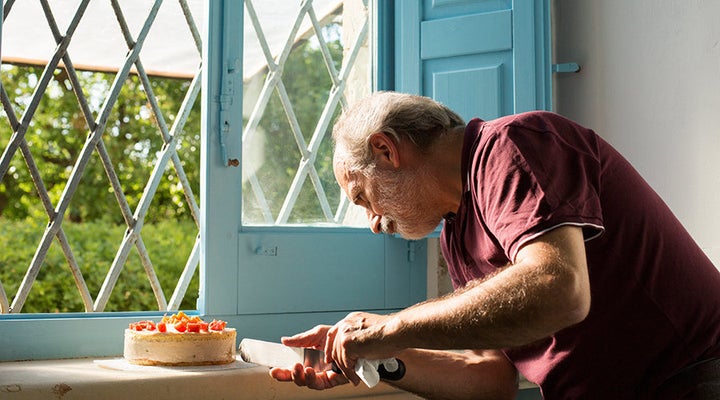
[332,91,465,171]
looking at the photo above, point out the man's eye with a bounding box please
[353,196,368,209]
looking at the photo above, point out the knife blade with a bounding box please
[238,338,336,372]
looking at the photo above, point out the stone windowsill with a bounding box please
[0,357,418,400]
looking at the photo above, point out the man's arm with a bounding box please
[398,224,591,348]
[327,225,590,380]
[388,348,518,400]
[271,347,518,400]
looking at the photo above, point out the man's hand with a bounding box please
[268,324,350,390]
[269,363,349,390]
[324,311,399,386]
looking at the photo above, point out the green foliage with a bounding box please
[0,65,201,224]
[0,26,343,312]
[0,65,202,312]
[0,217,199,313]
[243,30,344,223]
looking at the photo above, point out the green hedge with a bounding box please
[0,218,198,313]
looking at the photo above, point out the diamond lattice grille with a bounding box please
[241,0,369,225]
[0,0,369,314]
[0,0,203,313]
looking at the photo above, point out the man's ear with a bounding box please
[368,132,401,168]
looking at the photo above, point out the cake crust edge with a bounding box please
[124,327,237,366]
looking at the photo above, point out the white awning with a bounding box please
[1,0,341,80]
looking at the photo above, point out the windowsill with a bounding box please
[0,357,418,399]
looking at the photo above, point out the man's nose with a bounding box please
[366,209,382,234]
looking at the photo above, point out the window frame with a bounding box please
[0,0,400,362]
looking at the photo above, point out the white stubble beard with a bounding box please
[371,163,444,240]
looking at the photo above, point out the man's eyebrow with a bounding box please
[349,187,360,203]
[347,182,361,204]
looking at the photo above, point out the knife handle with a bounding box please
[331,359,406,381]
[378,358,405,381]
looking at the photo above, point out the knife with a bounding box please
[239,338,336,372]
[238,338,405,381]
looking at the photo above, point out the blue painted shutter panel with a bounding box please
[396,0,552,120]
[393,2,549,398]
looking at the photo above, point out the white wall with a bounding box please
[552,0,720,266]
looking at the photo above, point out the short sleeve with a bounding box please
[472,113,605,261]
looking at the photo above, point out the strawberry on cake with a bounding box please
[124,312,236,366]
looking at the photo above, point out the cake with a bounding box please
[124,312,236,366]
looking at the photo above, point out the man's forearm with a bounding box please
[325,227,589,387]
[383,226,591,352]
[386,264,560,349]
[385,349,517,400]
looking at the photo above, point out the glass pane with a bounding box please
[0,1,203,313]
[242,0,370,226]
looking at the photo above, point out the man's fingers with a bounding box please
[304,367,325,390]
[291,363,307,386]
[324,325,339,364]
[281,325,331,348]
[272,365,344,390]
[269,367,292,381]
[305,367,349,390]
[280,335,311,347]
[327,370,350,388]
[270,363,350,390]
[337,358,361,386]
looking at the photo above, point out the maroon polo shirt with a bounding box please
[440,112,720,399]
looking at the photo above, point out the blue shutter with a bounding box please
[395,0,552,119]
[393,2,549,398]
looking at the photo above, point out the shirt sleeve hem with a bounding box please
[509,222,605,262]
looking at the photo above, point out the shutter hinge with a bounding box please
[219,57,241,167]
[552,62,581,73]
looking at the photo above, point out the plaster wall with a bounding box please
[552,0,720,267]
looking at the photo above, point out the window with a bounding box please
[1,0,203,315]
[241,0,370,226]
[0,0,206,360]
[0,0,427,361]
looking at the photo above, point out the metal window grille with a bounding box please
[0,0,202,313]
[0,0,369,314]
[241,0,369,225]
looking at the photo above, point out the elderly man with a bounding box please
[270,92,720,399]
